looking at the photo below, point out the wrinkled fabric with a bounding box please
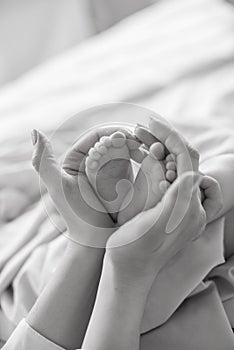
[2,282,234,350]
[2,320,63,350]
[1,0,234,348]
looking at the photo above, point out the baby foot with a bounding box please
[118,142,177,225]
[85,132,134,222]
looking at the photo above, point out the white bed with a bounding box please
[1,0,234,347]
[0,0,233,140]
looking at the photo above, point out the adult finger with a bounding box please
[31,129,62,191]
[200,175,223,223]
[135,116,200,175]
[107,172,203,249]
[148,116,200,175]
[157,172,202,233]
[135,123,162,148]
[135,123,199,174]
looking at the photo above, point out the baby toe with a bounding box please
[95,142,107,155]
[110,132,126,147]
[166,161,176,171]
[86,157,99,170]
[166,153,176,162]
[149,142,165,161]
[159,180,170,193]
[88,147,101,160]
[166,170,177,182]
[100,136,112,147]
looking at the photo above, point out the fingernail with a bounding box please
[149,114,159,121]
[134,125,144,141]
[31,129,38,145]
[136,123,145,128]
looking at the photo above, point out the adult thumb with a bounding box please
[161,171,202,234]
[31,129,61,190]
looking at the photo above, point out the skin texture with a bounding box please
[117,141,177,225]
[28,125,146,348]
[83,118,223,349]
[135,117,223,223]
[31,125,145,247]
[27,118,222,350]
[27,241,104,350]
[83,173,206,350]
[85,131,133,222]
[85,131,177,225]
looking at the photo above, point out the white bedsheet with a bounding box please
[1,0,234,347]
[0,0,233,142]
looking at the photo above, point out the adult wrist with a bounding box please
[83,254,152,349]
[102,252,155,299]
[65,239,105,263]
[66,222,115,250]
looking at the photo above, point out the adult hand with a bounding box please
[31,126,142,247]
[134,115,223,223]
[106,172,206,286]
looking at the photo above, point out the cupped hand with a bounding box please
[135,116,223,223]
[31,126,140,247]
[106,172,206,285]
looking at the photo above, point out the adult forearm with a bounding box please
[27,240,104,350]
[83,254,154,350]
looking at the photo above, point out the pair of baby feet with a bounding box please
[85,131,177,226]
